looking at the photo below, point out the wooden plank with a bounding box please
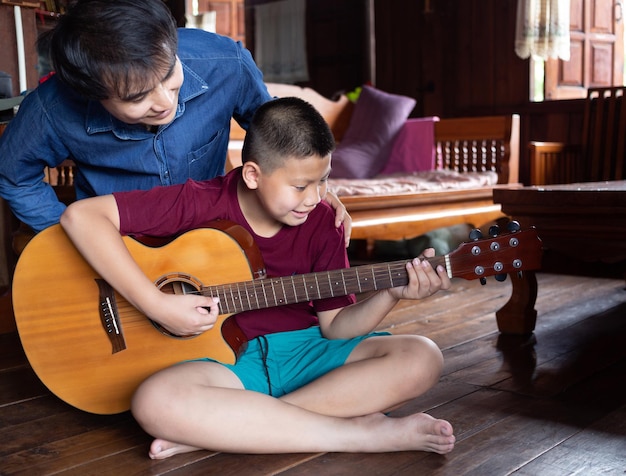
[0,366,48,407]
[1,422,147,475]
[1,400,130,458]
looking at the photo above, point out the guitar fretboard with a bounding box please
[204,256,446,314]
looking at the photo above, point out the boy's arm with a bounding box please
[318,249,450,340]
[60,196,219,336]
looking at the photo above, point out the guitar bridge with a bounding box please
[95,279,127,354]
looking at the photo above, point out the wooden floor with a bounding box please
[2,271,626,475]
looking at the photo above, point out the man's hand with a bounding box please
[324,191,352,247]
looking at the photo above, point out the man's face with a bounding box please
[100,57,184,127]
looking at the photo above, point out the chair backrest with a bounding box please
[434,114,520,184]
[582,87,626,181]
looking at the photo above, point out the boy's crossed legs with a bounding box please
[131,333,456,459]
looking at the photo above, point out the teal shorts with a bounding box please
[216,326,389,397]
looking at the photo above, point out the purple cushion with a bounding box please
[379,117,439,175]
[330,86,416,179]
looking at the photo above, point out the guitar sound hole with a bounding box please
[150,275,203,339]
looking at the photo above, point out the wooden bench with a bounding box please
[230,84,520,253]
[339,115,519,244]
[529,86,626,185]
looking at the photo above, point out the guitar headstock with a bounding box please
[447,225,542,281]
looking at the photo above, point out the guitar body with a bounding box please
[13,224,258,415]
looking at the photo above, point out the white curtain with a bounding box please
[515,0,570,60]
[255,0,309,83]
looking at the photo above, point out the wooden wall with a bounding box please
[375,0,529,118]
[0,4,39,97]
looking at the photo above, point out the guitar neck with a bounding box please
[203,256,446,314]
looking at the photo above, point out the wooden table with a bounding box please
[492,180,626,334]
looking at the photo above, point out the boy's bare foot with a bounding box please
[396,412,455,454]
[149,440,201,460]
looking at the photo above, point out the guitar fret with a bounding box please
[272,280,283,306]
[289,276,298,302]
[355,268,362,293]
[228,284,238,311]
[303,275,310,301]
[250,281,258,310]
[271,279,281,305]
[219,285,228,312]
[237,283,243,312]
[228,285,236,312]
[279,278,286,305]
[268,280,275,306]
[239,283,247,311]
[261,280,269,308]
[213,286,225,313]
[340,269,347,296]
[313,274,322,298]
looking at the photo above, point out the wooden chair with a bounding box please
[529,86,626,185]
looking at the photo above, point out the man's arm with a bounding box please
[0,178,66,232]
[0,92,69,232]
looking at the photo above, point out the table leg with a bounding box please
[495,271,538,335]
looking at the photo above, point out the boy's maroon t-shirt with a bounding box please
[114,168,355,340]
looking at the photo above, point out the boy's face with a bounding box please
[254,154,332,228]
[99,57,183,127]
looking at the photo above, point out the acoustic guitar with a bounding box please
[12,221,542,414]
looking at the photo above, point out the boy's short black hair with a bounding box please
[242,97,335,172]
[45,0,178,100]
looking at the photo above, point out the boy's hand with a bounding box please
[147,294,221,337]
[324,191,352,247]
[390,248,451,300]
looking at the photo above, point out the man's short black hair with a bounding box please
[45,0,178,100]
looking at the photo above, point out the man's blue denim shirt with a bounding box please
[0,28,271,232]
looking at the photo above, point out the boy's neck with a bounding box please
[236,178,283,238]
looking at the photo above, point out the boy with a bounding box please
[60,97,455,457]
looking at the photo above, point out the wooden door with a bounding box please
[545,0,624,99]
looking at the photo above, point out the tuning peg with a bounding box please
[495,273,507,282]
[489,225,500,237]
[480,277,487,285]
[507,220,521,232]
[469,228,483,240]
